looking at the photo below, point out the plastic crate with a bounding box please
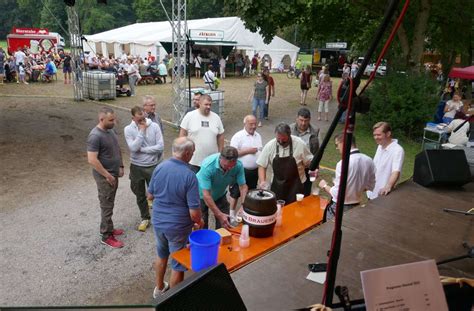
[83,71,116,100]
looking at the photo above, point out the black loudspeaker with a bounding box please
[155,263,246,310]
[413,149,471,187]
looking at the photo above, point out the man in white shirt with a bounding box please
[229,115,263,212]
[14,48,26,83]
[203,65,216,90]
[257,123,313,204]
[219,56,226,79]
[367,122,405,200]
[319,134,375,221]
[124,106,164,232]
[194,54,202,78]
[179,94,224,172]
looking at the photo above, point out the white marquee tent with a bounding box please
[83,16,300,68]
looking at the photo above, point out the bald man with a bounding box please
[229,115,263,213]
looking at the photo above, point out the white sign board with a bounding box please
[325,42,347,49]
[190,29,224,40]
[361,260,448,311]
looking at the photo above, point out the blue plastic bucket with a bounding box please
[189,229,221,271]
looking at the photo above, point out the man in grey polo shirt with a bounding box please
[87,107,125,248]
[124,106,164,232]
[290,107,320,196]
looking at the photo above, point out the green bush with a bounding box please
[361,73,439,140]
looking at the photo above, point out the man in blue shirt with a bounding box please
[43,58,56,82]
[147,137,203,298]
[197,146,248,229]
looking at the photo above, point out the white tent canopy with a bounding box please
[84,16,299,68]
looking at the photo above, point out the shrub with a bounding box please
[360,72,439,140]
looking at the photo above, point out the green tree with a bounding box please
[223,0,471,74]
[188,0,225,19]
[363,72,439,139]
[133,0,172,22]
[39,0,68,34]
[77,0,135,34]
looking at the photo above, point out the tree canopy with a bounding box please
[0,0,225,38]
[223,0,473,74]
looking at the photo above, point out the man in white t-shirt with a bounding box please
[203,65,216,90]
[179,94,224,172]
[14,48,26,83]
[219,56,226,79]
[367,122,405,200]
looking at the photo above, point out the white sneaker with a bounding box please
[153,281,169,298]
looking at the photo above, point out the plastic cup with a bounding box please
[239,224,250,248]
[189,229,221,271]
[312,188,320,196]
[296,193,304,202]
[276,199,286,209]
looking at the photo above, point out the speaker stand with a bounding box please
[443,208,474,216]
[437,242,474,265]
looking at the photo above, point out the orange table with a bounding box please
[172,195,327,272]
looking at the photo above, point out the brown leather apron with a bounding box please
[271,139,304,204]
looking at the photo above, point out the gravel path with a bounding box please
[0,75,339,306]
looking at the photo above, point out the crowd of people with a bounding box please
[0,46,68,84]
[86,91,405,298]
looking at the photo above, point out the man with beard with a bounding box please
[257,123,313,204]
[179,94,224,173]
[87,107,125,248]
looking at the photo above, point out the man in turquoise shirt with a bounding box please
[197,146,248,229]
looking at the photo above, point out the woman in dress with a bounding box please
[300,65,312,105]
[317,74,332,121]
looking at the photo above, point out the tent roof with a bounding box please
[85,16,299,52]
[448,66,474,80]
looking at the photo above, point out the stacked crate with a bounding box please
[183,88,225,116]
[83,71,116,100]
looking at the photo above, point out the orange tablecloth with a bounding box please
[172,195,327,272]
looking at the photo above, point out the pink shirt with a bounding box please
[318,81,332,101]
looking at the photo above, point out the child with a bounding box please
[18,63,28,85]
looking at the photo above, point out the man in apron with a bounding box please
[257,123,313,204]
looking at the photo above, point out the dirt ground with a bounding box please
[0,74,339,306]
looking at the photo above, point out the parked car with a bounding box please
[364,63,386,76]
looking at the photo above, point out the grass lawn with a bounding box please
[299,53,313,68]
[0,40,7,50]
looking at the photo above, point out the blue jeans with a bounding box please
[252,98,265,121]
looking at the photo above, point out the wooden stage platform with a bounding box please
[231,180,474,310]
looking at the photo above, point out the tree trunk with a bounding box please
[396,23,410,68]
[409,0,432,73]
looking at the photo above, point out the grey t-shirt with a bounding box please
[87,126,121,177]
[254,80,268,100]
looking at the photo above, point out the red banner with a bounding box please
[12,27,49,35]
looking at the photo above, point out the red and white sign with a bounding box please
[242,210,276,226]
[12,27,49,35]
[189,29,224,40]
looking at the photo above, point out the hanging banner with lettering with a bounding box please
[12,28,50,35]
[189,29,224,40]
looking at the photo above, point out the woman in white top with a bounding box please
[443,93,463,124]
[447,111,470,146]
